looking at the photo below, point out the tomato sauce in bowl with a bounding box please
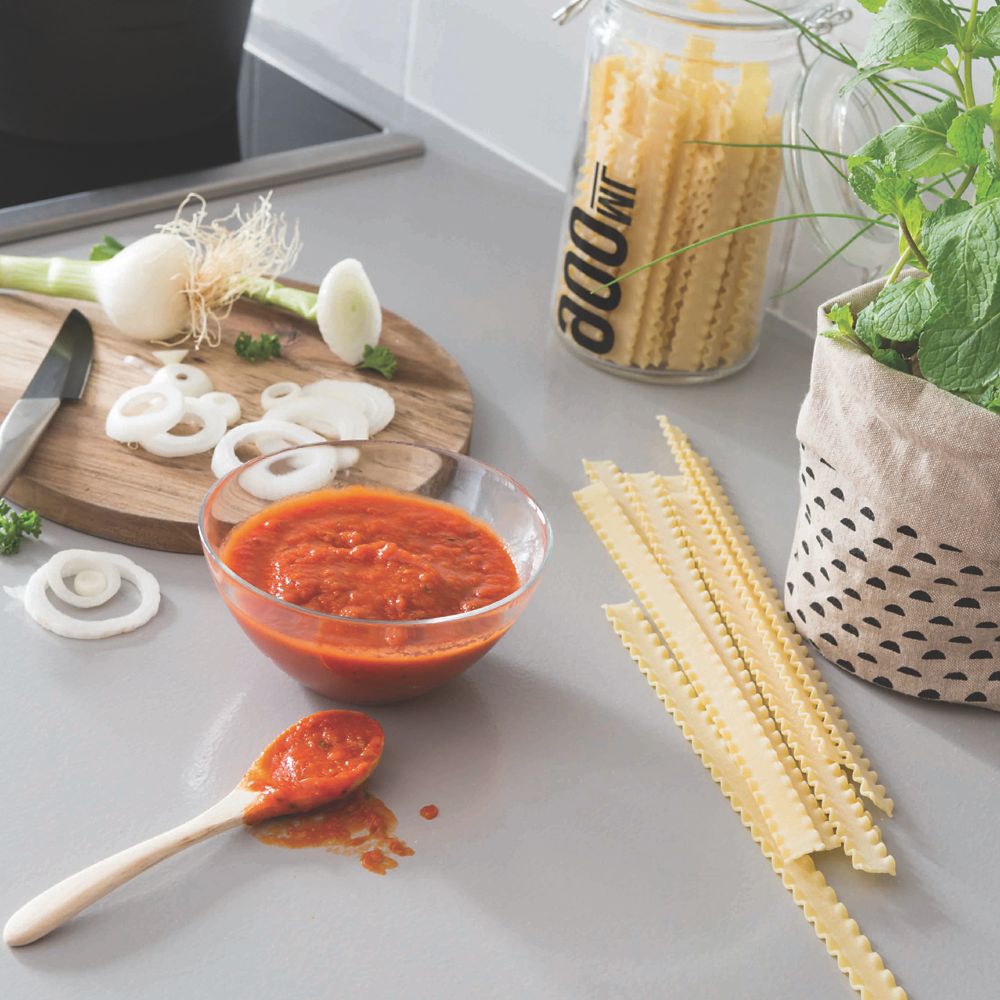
[205,473,543,704]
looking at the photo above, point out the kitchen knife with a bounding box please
[0,309,93,496]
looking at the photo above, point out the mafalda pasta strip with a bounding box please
[660,418,894,816]
[607,602,907,1000]
[651,474,894,874]
[575,480,824,863]
[620,469,838,851]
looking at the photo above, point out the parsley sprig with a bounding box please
[235,332,282,363]
[356,344,398,380]
[0,500,42,556]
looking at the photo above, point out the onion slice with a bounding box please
[200,391,242,427]
[316,258,381,365]
[139,396,227,458]
[211,419,325,479]
[23,551,160,640]
[261,381,302,411]
[265,396,369,441]
[302,380,395,434]
[239,446,339,501]
[151,362,213,398]
[106,383,186,443]
[45,549,122,609]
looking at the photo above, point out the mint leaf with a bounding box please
[924,199,1000,323]
[972,5,1000,57]
[824,303,856,340]
[89,235,124,261]
[857,0,887,11]
[919,308,1000,391]
[859,0,962,69]
[946,106,990,166]
[872,346,911,373]
[974,149,1000,202]
[857,277,936,343]
[854,98,960,177]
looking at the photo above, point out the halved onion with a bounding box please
[211,419,325,480]
[261,381,302,412]
[139,396,227,458]
[302,380,395,434]
[45,549,122,609]
[106,383,186,443]
[316,258,381,365]
[199,391,242,427]
[151,362,213,398]
[265,396,369,441]
[23,551,160,640]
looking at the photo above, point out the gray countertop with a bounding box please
[2,49,999,1000]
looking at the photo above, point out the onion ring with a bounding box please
[199,391,242,427]
[23,551,160,640]
[139,396,227,458]
[239,446,340,501]
[261,381,302,411]
[106,383,185,443]
[151,362,213,398]
[265,396,369,440]
[303,380,395,434]
[211,419,325,479]
[44,549,122,609]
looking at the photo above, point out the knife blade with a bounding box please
[0,309,94,496]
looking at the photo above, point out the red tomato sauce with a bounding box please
[419,804,439,820]
[218,487,523,704]
[250,787,413,875]
[222,486,520,622]
[242,710,384,824]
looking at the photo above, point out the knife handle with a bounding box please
[0,397,61,498]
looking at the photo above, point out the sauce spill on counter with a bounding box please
[419,804,439,820]
[251,787,414,876]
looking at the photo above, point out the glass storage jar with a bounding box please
[552,0,821,382]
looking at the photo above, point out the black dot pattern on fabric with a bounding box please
[786,448,1000,710]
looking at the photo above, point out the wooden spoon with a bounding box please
[4,710,384,947]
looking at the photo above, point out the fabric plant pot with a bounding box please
[785,275,1000,711]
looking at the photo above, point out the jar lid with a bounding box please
[554,0,823,29]
[783,54,899,270]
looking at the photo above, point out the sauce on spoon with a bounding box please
[241,710,385,824]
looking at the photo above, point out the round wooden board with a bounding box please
[0,289,473,553]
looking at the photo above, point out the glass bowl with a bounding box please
[199,440,551,704]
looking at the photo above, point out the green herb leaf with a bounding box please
[946,106,990,166]
[976,383,1000,412]
[923,199,1000,323]
[871,345,912,373]
[859,0,962,70]
[974,148,1000,202]
[854,98,960,177]
[824,303,856,340]
[89,235,124,261]
[972,5,1000,57]
[355,344,397,380]
[919,307,1000,391]
[856,276,936,343]
[0,500,42,556]
[857,0,888,13]
[234,331,282,363]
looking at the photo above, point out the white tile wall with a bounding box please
[252,0,414,94]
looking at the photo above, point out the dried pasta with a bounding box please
[606,603,907,1000]
[555,38,783,373]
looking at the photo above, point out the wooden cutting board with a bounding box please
[0,289,473,554]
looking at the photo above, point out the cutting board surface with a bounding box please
[0,289,473,553]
